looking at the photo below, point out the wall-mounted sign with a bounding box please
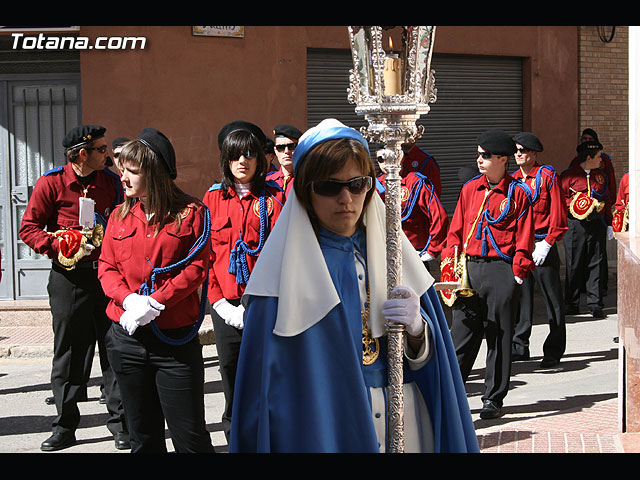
[192,26,244,38]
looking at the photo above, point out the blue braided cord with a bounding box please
[485,228,513,261]
[591,181,607,199]
[476,182,518,261]
[265,187,284,208]
[136,205,212,346]
[401,179,423,221]
[418,235,432,256]
[228,193,269,285]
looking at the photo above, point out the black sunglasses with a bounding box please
[311,176,373,197]
[85,145,108,154]
[477,151,493,159]
[275,142,297,152]
[232,150,257,159]
[516,147,532,153]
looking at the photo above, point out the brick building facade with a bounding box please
[578,25,629,180]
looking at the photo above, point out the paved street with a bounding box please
[0,263,633,453]
[0,344,227,453]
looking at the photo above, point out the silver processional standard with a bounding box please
[347,25,437,453]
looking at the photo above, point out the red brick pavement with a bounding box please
[476,400,621,453]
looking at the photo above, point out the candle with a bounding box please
[384,54,401,95]
[79,196,95,230]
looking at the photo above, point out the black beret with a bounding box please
[477,129,517,156]
[581,128,599,142]
[576,140,603,155]
[513,132,543,152]
[273,124,302,140]
[138,128,177,179]
[112,137,130,149]
[218,120,266,149]
[63,125,106,150]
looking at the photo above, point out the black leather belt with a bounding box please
[467,256,501,263]
[75,260,99,269]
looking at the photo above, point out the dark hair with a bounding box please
[294,137,375,234]
[65,140,98,164]
[116,140,193,234]
[577,147,602,164]
[219,129,268,196]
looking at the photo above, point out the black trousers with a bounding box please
[450,258,521,407]
[105,322,215,453]
[513,243,566,362]
[47,263,126,436]
[564,216,606,311]
[210,299,243,443]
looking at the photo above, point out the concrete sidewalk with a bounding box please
[1,273,639,453]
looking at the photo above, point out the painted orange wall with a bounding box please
[77,26,577,199]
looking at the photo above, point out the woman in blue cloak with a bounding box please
[228,119,478,453]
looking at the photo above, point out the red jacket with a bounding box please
[376,172,449,257]
[400,146,442,198]
[19,162,122,262]
[512,163,568,246]
[560,164,612,225]
[203,182,285,304]
[443,173,535,279]
[614,171,629,211]
[98,201,209,330]
[612,171,629,232]
[569,153,616,205]
[265,169,294,198]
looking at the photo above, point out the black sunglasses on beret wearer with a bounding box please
[516,147,532,154]
[232,150,257,159]
[477,151,493,160]
[311,176,373,197]
[274,142,297,152]
[85,145,108,154]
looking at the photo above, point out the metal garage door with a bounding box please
[307,49,523,215]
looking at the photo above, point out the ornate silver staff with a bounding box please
[347,25,437,453]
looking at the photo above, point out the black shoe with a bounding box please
[512,351,530,362]
[565,305,580,315]
[114,432,131,450]
[40,432,76,452]
[540,357,560,368]
[479,400,503,419]
[46,393,88,405]
[590,308,606,319]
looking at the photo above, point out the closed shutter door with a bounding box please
[307,49,523,215]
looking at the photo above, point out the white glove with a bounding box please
[83,243,95,257]
[381,285,424,337]
[419,251,435,262]
[514,276,523,285]
[607,225,614,241]
[119,310,139,335]
[122,293,165,326]
[213,298,245,330]
[532,240,552,266]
